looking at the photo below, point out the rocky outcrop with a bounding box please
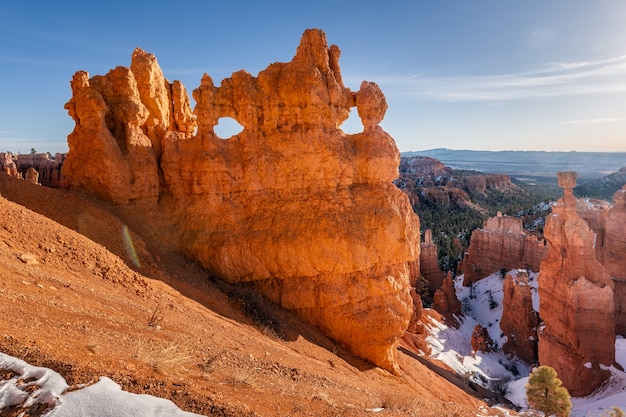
[0,153,20,178]
[607,186,626,335]
[25,167,39,185]
[471,324,493,353]
[14,153,65,187]
[61,29,421,373]
[465,174,512,195]
[538,171,615,397]
[407,288,424,334]
[420,229,444,292]
[500,271,539,364]
[399,156,447,177]
[433,273,461,317]
[420,188,470,208]
[576,198,612,264]
[461,213,547,285]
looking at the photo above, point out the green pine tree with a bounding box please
[526,366,572,417]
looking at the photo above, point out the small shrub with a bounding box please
[526,366,571,417]
[488,290,498,310]
[603,407,626,417]
[147,305,163,328]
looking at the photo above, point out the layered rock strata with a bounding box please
[61,29,421,373]
[15,153,66,187]
[538,171,615,397]
[461,212,547,285]
[420,229,444,292]
[607,186,626,335]
[500,271,539,364]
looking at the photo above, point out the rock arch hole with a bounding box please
[214,117,244,139]
[339,108,364,134]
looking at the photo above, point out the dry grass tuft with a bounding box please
[221,367,259,388]
[136,343,193,376]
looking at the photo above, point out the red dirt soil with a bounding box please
[0,173,508,416]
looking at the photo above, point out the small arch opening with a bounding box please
[214,117,244,139]
[339,108,363,134]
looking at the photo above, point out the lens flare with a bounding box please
[122,225,141,268]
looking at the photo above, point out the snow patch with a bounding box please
[425,271,626,416]
[0,352,203,417]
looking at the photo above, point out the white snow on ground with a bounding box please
[0,352,203,417]
[504,337,626,416]
[424,270,626,416]
[425,270,531,393]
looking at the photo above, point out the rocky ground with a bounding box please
[0,173,501,416]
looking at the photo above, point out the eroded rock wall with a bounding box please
[433,272,461,317]
[500,271,539,364]
[61,29,420,373]
[15,153,66,187]
[461,213,547,285]
[420,229,444,292]
[538,172,615,397]
[607,186,626,335]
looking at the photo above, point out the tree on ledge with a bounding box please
[526,365,571,417]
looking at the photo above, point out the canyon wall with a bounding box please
[461,213,547,285]
[538,171,615,397]
[1,153,65,187]
[60,29,421,373]
[568,188,626,336]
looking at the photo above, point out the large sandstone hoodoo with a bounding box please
[61,29,421,373]
[461,212,547,285]
[538,171,615,397]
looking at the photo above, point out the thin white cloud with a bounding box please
[365,53,626,103]
[562,117,624,125]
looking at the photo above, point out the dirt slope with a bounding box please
[0,173,495,416]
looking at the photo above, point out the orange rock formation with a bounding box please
[563,187,626,336]
[433,272,461,317]
[61,29,421,373]
[470,324,493,353]
[500,271,539,364]
[538,172,615,397]
[461,212,547,285]
[606,186,626,335]
[420,229,445,292]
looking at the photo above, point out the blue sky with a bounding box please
[1,1,625,153]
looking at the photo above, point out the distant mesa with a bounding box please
[57,28,421,373]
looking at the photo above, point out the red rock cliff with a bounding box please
[420,229,444,292]
[61,29,421,373]
[538,171,615,397]
[607,186,626,335]
[461,212,547,285]
[500,271,539,364]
